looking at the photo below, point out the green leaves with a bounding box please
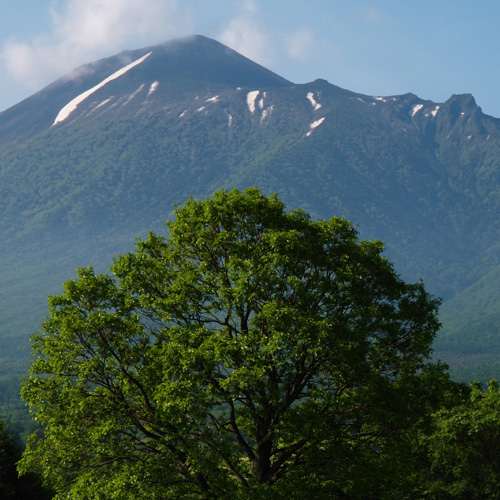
[20,188,444,498]
[421,380,500,499]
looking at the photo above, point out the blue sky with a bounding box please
[1,1,500,116]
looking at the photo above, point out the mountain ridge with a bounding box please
[0,35,292,147]
[0,35,499,380]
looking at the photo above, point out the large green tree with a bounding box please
[19,188,445,499]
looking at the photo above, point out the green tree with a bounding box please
[422,380,500,499]
[20,188,444,499]
[0,419,19,499]
[0,419,53,499]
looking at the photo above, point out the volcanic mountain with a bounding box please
[0,35,291,147]
[1,35,500,381]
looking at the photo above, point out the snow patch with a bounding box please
[179,109,187,118]
[196,106,206,113]
[147,81,159,97]
[375,97,387,103]
[411,104,424,117]
[307,92,321,111]
[228,114,233,127]
[306,117,325,136]
[122,84,145,106]
[206,95,219,103]
[247,90,260,113]
[310,117,325,129]
[85,98,113,118]
[53,51,153,125]
[260,105,274,123]
[94,98,112,110]
[431,106,440,117]
[257,91,267,110]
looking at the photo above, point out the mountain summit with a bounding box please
[0,35,499,380]
[0,35,291,145]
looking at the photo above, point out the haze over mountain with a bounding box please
[1,34,499,381]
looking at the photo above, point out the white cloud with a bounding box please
[217,2,319,78]
[284,28,313,61]
[0,0,319,110]
[217,0,272,66]
[361,7,387,24]
[241,0,258,14]
[0,0,191,92]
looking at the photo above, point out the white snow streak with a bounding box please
[147,81,159,97]
[85,98,112,117]
[260,105,274,123]
[431,106,440,117]
[411,104,424,116]
[247,90,259,113]
[122,84,145,107]
[307,92,321,111]
[306,117,325,136]
[96,98,112,109]
[53,51,152,125]
[258,91,267,110]
[310,117,325,129]
[206,95,219,103]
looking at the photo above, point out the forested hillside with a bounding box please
[1,35,500,389]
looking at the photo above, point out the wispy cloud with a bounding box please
[361,6,388,24]
[0,0,191,92]
[217,0,273,66]
[283,28,314,61]
[0,0,320,110]
[217,1,318,74]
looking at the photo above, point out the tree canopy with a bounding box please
[19,188,446,499]
[422,380,500,499]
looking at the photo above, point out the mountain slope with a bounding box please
[0,35,291,147]
[1,35,500,380]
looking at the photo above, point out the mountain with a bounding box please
[1,34,500,382]
[0,35,291,148]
